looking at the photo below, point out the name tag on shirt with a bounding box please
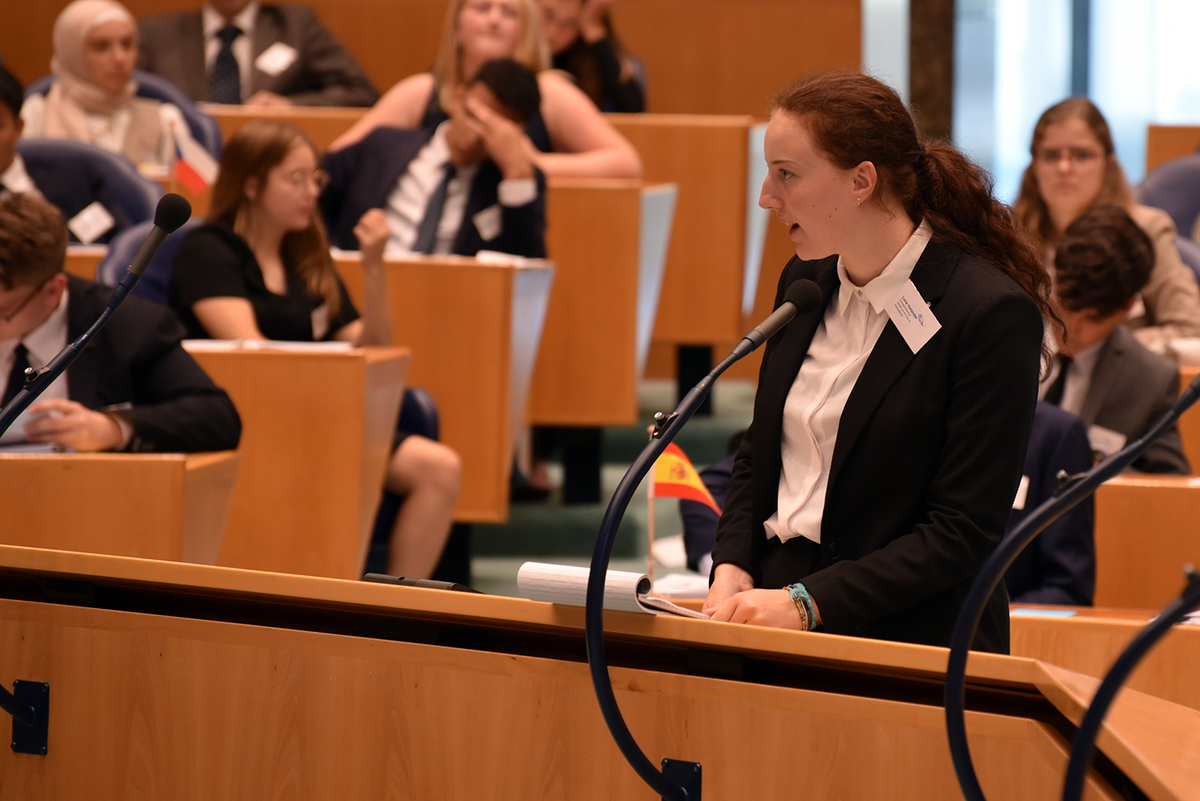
[1087,425,1127,462]
[884,280,941,354]
[1012,474,1030,510]
[473,204,502,242]
[67,202,115,245]
[311,304,330,341]
[255,42,298,76]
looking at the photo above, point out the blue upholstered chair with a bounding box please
[95,218,198,301]
[1136,154,1200,243]
[16,138,163,230]
[25,70,223,157]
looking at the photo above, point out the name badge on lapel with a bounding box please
[885,279,941,354]
[473,204,502,241]
[255,42,298,76]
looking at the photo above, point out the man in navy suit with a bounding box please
[0,193,240,453]
[320,58,546,259]
[0,65,132,244]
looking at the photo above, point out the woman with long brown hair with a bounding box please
[704,72,1053,652]
[168,119,460,580]
[1013,97,1200,345]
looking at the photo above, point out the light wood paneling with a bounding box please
[204,103,365,152]
[1146,125,1200,175]
[187,346,406,578]
[1178,367,1200,472]
[337,255,553,523]
[1012,606,1200,713]
[0,1,859,116]
[63,246,105,280]
[534,179,643,426]
[0,451,237,564]
[1093,475,1200,609]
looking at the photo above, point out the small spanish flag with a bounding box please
[651,442,721,515]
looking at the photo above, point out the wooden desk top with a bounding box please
[2,543,1198,798]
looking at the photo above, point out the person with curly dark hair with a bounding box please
[1042,204,1189,474]
[704,72,1057,653]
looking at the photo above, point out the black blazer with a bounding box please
[710,240,1044,653]
[65,276,241,453]
[320,126,546,259]
[23,154,133,244]
[1004,402,1095,606]
[137,4,378,107]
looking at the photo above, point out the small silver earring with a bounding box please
[856,196,862,206]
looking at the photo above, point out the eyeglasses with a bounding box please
[282,169,329,191]
[1036,147,1104,167]
[1,277,50,323]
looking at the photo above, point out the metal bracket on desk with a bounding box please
[10,681,49,755]
[661,759,701,800]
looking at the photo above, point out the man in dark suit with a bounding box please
[1044,205,1189,474]
[137,0,378,107]
[0,65,132,244]
[320,58,546,259]
[0,193,240,453]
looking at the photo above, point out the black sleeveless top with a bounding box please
[420,82,553,153]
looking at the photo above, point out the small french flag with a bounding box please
[174,136,219,195]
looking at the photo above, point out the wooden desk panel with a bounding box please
[533,179,670,426]
[10,545,1195,799]
[187,346,407,579]
[611,115,766,346]
[1094,475,1200,608]
[336,256,553,523]
[63,247,105,281]
[0,452,237,564]
[1012,606,1200,713]
[203,104,365,152]
[1178,367,1200,472]
[1146,125,1200,175]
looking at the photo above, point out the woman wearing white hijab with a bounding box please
[21,0,199,170]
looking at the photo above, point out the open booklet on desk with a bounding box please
[517,561,710,619]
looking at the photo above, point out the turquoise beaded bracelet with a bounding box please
[786,582,817,631]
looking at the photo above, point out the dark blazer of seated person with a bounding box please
[0,64,131,244]
[137,1,378,107]
[0,194,241,453]
[1043,205,1190,475]
[1004,401,1096,606]
[320,58,546,259]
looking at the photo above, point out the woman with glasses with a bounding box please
[1014,98,1200,344]
[168,119,461,580]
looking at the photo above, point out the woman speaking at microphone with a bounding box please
[703,73,1056,653]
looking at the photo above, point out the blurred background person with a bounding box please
[329,0,641,179]
[539,0,645,113]
[137,0,379,107]
[20,0,203,172]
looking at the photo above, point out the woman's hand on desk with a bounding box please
[24,399,125,452]
[706,588,807,631]
[703,563,754,614]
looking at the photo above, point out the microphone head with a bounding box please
[784,278,823,315]
[154,193,193,233]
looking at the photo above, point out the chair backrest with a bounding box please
[1175,236,1200,286]
[1136,153,1200,242]
[15,138,163,226]
[96,218,199,303]
[24,71,223,157]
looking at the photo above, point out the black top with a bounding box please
[551,36,645,113]
[420,83,553,153]
[167,222,359,341]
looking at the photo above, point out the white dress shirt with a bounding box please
[383,122,536,256]
[0,155,41,198]
[203,1,260,100]
[1,286,70,404]
[764,221,933,544]
[1038,340,1103,418]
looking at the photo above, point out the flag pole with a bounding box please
[646,442,656,585]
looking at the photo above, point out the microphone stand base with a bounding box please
[661,759,701,800]
[10,680,48,755]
